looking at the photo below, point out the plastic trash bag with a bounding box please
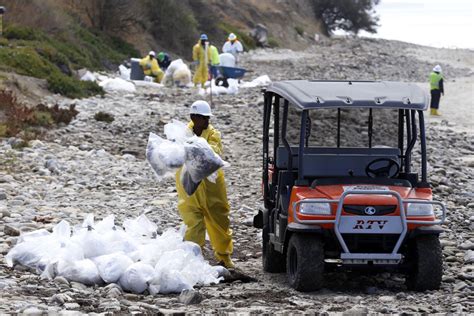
[180,165,201,196]
[93,252,134,284]
[164,119,193,143]
[123,214,157,239]
[119,262,155,294]
[149,270,193,294]
[56,259,102,285]
[146,132,186,180]
[96,215,139,253]
[180,136,228,195]
[71,214,109,258]
[5,220,74,271]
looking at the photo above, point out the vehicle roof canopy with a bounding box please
[266,80,428,110]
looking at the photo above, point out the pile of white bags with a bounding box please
[6,214,224,294]
[146,120,229,195]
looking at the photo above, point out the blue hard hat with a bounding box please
[200,34,208,40]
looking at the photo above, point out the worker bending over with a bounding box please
[139,51,164,83]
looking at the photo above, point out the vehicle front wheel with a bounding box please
[287,234,324,291]
[405,234,443,291]
[262,224,286,273]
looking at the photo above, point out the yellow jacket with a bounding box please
[139,55,161,77]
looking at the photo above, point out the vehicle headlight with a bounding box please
[299,202,332,215]
[406,203,434,216]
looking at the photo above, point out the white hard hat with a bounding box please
[149,51,156,57]
[190,100,213,116]
[433,64,442,72]
[228,33,237,41]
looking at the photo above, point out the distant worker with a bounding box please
[192,34,212,87]
[175,100,234,268]
[139,51,164,83]
[429,64,444,116]
[157,52,171,71]
[209,43,220,66]
[222,33,243,62]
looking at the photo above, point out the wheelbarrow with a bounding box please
[210,65,246,88]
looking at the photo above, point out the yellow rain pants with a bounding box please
[192,42,212,87]
[175,122,233,262]
[139,55,164,83]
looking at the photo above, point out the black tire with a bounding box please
[215,77,229,88]
[262,224,286,273]
[405,235,443,291]
[286,234,324,291]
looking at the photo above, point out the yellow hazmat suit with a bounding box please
[175,122,233,267]
[192,42,212,87]
[139,55,164,83]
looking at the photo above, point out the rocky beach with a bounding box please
[0,37,473,314]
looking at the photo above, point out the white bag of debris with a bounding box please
[71,214,109,258]
[5,220,75,271]
[162,59,192,87]
[93,252,134,284]
[119,262,156,294]
[56,259,102,285]
[146,133,186,180]
[123,214,158,239]
[164,119,193,143]
[180,136,228,195]
[99,77,136,93]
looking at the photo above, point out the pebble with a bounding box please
[464,250,474,264]
[178,289,203,305]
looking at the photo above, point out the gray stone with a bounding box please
[4,224,20,236]
[464,250,474,264]
[178,289,203,305]
[22,307,45,315]
[0,192,7,200]
[454,281,468,292]
[64,303,81,310]
[379,295,395,303]
[107,287,122,298]
[54,276,70,286]
[459,241,474,250]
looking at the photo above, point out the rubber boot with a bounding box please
[216,253,235,269]
[432,109,440,116]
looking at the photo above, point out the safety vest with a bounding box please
[430,72,443,90]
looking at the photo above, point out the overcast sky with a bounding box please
[358,0,474,49]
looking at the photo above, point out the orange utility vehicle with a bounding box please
[254,80,446,292]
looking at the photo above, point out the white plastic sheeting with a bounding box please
[6,214,224,294]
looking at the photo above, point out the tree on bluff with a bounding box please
[311,0,380,36]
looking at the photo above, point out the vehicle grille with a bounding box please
[342,234,399,253]
[343,205,397,216]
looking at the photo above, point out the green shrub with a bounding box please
[0,46,60,78]
[94,111,115,123]
[295,26,305,36]
[267,37,280,48]
[47,73,103,99]
[33,111,54,126]
[4,25,43,41]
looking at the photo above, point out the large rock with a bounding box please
[249,24,268,47]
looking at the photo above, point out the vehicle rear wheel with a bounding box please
[262,224,286,273]
[286,234,324,291]
[405,235,443,291]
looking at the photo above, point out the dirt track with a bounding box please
[0,38,473,314]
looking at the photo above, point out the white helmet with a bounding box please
[149,50,156,57]
[190,100,213,116]
[433,64,442,72]
[228,33,237,41]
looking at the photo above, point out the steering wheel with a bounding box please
[365,158,400,178]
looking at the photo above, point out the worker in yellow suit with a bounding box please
[192,34,212,87]
[139,51,164,83]
[175,100,234,268]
